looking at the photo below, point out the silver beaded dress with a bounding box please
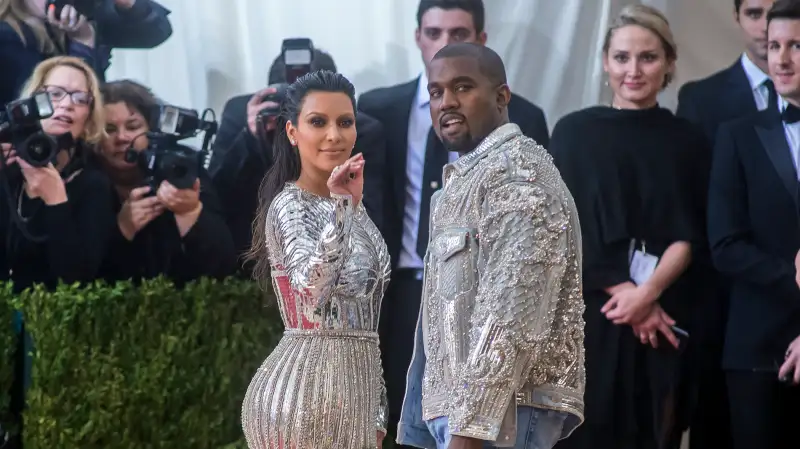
[242,183,390,449]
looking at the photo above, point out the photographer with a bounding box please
[96,80,236,283]
[0,0,172,105]
[0,55,114,291]
[1,56,113,449]
[209,46,386,273]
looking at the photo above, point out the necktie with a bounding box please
[417,128,448,259]
[764,79,778,113]
[782,103,800,124]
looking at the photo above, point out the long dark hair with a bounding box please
[245,70,357,289]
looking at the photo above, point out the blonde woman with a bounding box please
[0,0,172,105]
[549,5,710,449]
[0,55,114,291]
[3,55,116,449]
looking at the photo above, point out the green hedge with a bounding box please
[0,283,17,438]
[0,277,283,449]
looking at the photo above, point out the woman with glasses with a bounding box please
[0,55,114,291]
[0,55,115,448]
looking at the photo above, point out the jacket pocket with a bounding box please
[429,228,475,299]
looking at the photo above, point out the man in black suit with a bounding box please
[677,0,776,145]
[675,4,775,447]
[708,2,800,447]
[209,49,386,273]
[357,0,549,444]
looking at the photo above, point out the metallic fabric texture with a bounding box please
[242,184,390,449]
[421,123,586,443]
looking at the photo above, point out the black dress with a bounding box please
[549,106,710,449]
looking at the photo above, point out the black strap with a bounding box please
[417,128,448,259]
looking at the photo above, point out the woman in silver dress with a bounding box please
[241,70,390,449]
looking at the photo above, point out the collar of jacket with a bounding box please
[447,122,521,179]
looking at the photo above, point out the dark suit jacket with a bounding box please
[357,77,549,267]
[708,109,800,370]
[208,93,387,261]
[676,60,758,147]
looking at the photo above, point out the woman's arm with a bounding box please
[267,188,354,309]
[96,0,173,49]
[640,241,692,298]
[173,181,238,280]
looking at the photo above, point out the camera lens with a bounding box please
[20,133,57,166]
[169,161,188,179]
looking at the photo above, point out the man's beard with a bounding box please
[442,131,476,154]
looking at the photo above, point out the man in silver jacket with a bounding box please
[396,43,585,449]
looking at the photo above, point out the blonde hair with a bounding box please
[0,0,65,54]
[602,4,677,88]
[19,56,106,144]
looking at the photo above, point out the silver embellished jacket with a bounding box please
[419,123,585,442]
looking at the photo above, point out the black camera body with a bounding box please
[0,93,62,167]
[125,104,217,191]
[258,38,315,119]
[46,0,102,20]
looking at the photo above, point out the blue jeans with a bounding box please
[425,406,567,449]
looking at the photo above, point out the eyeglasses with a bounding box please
[40,85,92,106]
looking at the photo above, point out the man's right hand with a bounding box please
[117,186,165,241]
[779,334,800,385]
[247,88,280,136]
[794,249,800,289]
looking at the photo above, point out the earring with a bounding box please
[290,139,296,146]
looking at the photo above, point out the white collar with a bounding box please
[415,71,430,108]
[740,52,769,91]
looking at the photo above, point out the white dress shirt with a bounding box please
[741,53,772,112]
[398,74,460,269]
[779,97,800,178]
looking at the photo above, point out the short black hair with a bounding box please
[267,49,337,85]
[735,0,743,13]
[768,0,800,27]
[100,79,159,125]
[416,0,485,34]
[432,42,507,86]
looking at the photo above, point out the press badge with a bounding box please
[629,239,659,286]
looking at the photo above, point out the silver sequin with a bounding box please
[421,123,586,442]
[242,184,390,449]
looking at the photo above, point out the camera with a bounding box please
[46,0,102,20]
[125,104,218,191]
[258,38,315,118]
[0,93,63,167]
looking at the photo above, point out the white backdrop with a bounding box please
[105,0,746,127]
